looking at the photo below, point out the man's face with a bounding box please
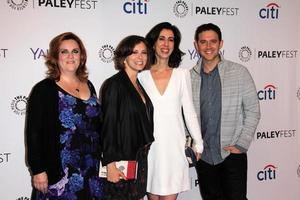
[194,30,223,63]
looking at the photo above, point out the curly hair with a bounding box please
[145,22,185,68]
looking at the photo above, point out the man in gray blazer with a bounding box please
[190,23,261,200]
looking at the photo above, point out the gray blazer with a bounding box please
[190,55,261,159]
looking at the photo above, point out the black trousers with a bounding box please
[195,153,248,200]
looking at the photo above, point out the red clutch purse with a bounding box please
[99,160,138,180]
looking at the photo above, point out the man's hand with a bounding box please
[224,146,242,154]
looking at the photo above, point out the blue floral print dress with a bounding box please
[35,84,103,200]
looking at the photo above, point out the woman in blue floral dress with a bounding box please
[26,32,103,200]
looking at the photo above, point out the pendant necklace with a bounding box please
[75,81,80,93]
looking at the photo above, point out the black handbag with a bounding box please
[185,135,197,167]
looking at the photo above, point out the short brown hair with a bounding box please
[45,32,88,81]
[114,35,151,70]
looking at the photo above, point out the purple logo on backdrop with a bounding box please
[257,84,277,101]
[259,3,280,19]
[187,49,225,60]
[0,152,11,164]
[11,95,28,115]
[257,164,277,181]
[30,48,48,60]
[173,0,189,18]
[0,48,8,58]
[7,0,29,10]
[98,45,115,63]
[123,0,148,14]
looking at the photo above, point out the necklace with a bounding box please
[75,81,80,93]
[58,78,81,94]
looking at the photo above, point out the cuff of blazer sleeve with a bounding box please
[234,144,247,153]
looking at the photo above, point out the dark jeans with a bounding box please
[195,153,248,200]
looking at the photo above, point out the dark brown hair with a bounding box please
[45,32,88,81]
[146,22,184,68]
[114,35,151,70]
[194,23,222,42]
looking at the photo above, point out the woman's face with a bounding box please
[153,28,175,60]
[58,39,81,75]
[124,42,148,73]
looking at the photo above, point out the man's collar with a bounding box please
[194,53,224,73]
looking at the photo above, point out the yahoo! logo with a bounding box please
[30,48,48,60]
[257,84,276,100]
[257,164,277,181]
[187,49,225,60]
[259,3,280,19]
[123,0,148,14]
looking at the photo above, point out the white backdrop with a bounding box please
[1,0,300,199]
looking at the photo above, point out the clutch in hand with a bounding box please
[99,160,138,180]
[185,135,197,167]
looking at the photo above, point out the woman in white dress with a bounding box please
[139,22,203,200]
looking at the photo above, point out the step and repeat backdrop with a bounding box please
[1,0,300,199]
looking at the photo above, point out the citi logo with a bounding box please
[259,3,280,19]
[257,84,276,100]
[123,0,148,14]
[257,164,277,181]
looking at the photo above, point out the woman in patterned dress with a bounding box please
[26,32,103,200]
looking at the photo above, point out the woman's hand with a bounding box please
[107,162,126,183]
[33,172,48,193]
